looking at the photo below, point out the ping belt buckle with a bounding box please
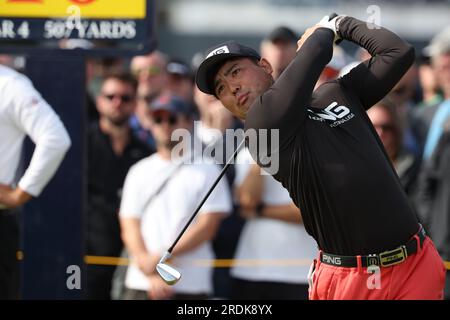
[379,245,408,267]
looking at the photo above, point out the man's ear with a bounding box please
[258,58,273,75]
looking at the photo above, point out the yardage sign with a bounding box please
[0,0,145,19]
[0,0,154,54]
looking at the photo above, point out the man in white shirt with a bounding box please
[231,148,318,299]
[0,64,71,299]
[119,94,231,300]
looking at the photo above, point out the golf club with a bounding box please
[157,137,247,285]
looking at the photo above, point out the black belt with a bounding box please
[320,226,427,268]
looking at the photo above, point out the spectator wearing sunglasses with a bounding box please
[130,84,157,150]
[367,98,420,196]
[120,94,231,300]
[129,51,169,149]
[86,72,153,299]
[130,51,168,99]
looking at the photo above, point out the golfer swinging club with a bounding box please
[195,15,446,299]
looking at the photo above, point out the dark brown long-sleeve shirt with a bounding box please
[245,17,417,255]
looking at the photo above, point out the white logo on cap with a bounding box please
[206,45,230,59]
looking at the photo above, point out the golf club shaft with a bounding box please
[167,137,246,254]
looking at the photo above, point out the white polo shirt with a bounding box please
[231,148,318,284]
[0,65,71,198]
[120,153,232,294]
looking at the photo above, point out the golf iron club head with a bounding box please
[156,251,181,285]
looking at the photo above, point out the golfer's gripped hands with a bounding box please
[297,14,342,52]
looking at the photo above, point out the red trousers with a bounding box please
[309,237,446,300]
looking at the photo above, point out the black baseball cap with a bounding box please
[167,59,192,78]
[265,26,298,43]
[195,40,261,95]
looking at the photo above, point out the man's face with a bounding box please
[131,52,168,99]
[214,58,273,120]
[367,105,398,159]
[261,40,297,80]
[150,110,190,149]
[96,79,136,125]
[166,74,194,102]
[433,52,450,97]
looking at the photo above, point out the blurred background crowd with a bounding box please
[1,0,450,300]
